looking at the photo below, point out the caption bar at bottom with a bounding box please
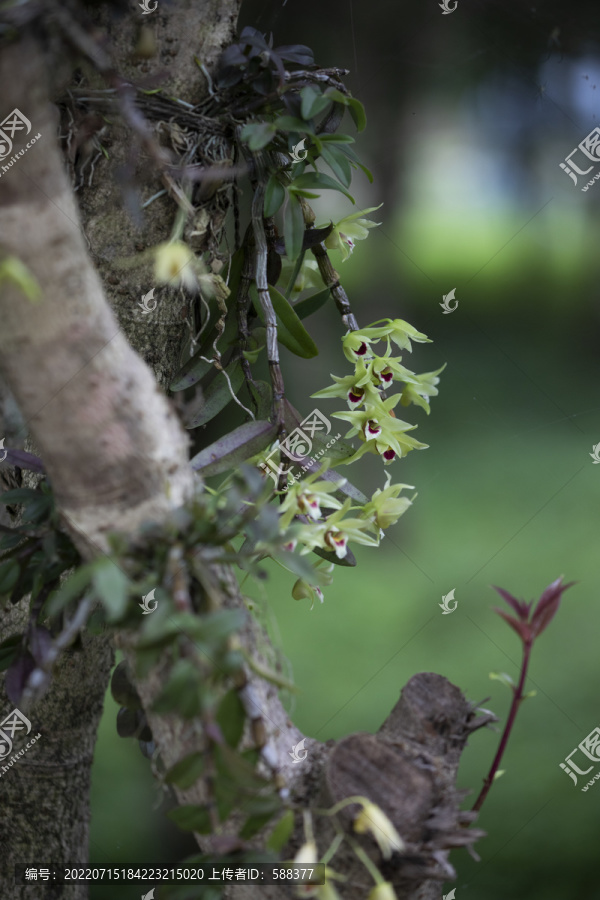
[15,864,325,885]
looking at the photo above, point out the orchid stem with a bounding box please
[472,639,532,814]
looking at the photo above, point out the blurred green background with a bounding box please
[90,2,600,898]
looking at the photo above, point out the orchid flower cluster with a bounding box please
[314,318,445,465]
[260,319,444,606]
[277,466,415,606]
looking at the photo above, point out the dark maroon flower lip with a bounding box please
[366,420,381,435]
[383,448,396,461]
[379,368,393,384]
[356,342,368,356]
[348,389,364,404]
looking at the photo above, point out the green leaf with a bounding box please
[170,315,238,392]
[242,793,282,817]
[247,379,272,419]
[348,97,367,131]
[0,532,24,552]
[338,143,374,183]
[312,545,357,568]
[190,420,277,477]
[240,804,281,839]
[266,809,295,852]
[215,743,269,791]
[293,288,330,319]
[489,671,516,690]
[283,194,305,262]
[323,87,349,104]
[0,488,40,505]
[46,563,96,616]
[92,558,129,623]
[187,361,245,429]
[321,89,366,132]
[318,133,355,144]
[252,284,318,359]
[167,804,213,833]
[152,659,204,718]
[291,172,355,203]
[319,144,353,188]
[0,634,22,672]
[300,86,332,120]
[264,175,286,217]
[0,255,42,302]
[215,689,246,748]
[164,752,205,789]
[20,493,53,525]
[241,121,276,150]
[273,115,314,133]
[0,559,20,596]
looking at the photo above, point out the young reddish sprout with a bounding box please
[472,576,575,814]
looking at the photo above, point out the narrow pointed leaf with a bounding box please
[266,809,295,852]
[319,144,352,188]
[300,86,331,120]
[312,545,357,568]
[531,577,574,637]
[283,194,305,262]
[247,379,272,419]
[251,284,318,358]
[46,563,96,616]
[291,172,355,203]
[347,97,367,131]
[215,689,246,748]
[494,608,532,643]
[164,752,205,789]
[241,121,276,151]
[264,175,286,217]
[170,315,238,392]
[338,143,374,182]
[167,804,213,833]
[293,287,330,319]
[492,585,531,620]
[93,558,129,622]
[0,449,45,473]
[266,284,318,356]
[191,420,277,476]
[273,115,314,133]
[187,361,245,428]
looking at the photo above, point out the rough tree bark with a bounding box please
[0,3,490,899]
